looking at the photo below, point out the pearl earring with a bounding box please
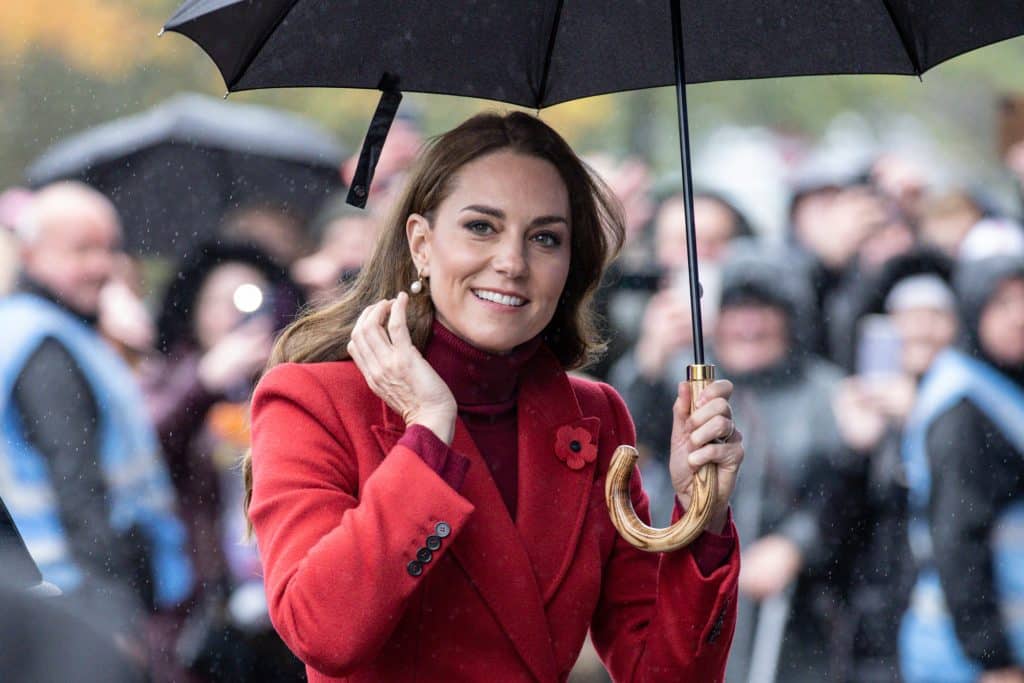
[410,272,426,295]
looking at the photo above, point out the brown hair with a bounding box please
[242,111,625,528]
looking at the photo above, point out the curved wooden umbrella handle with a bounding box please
[604,364,719,552]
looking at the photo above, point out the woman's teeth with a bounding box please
[473,290,525,307]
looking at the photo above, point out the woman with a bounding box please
[246,112,744,682]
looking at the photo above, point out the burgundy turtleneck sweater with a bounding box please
[397,320,733,573]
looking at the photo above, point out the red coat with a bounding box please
[249,346,739,682]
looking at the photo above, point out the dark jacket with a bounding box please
[923,254,1024,669]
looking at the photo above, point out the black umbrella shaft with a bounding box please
[670,0,706,365]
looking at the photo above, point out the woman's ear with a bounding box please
[406,213,431,274]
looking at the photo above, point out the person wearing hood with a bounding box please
[826,250,957,682]
[612,239,846,682]
[900,253,1024,683]
[141,241,306,681]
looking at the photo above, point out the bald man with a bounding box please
[0,182,191,673]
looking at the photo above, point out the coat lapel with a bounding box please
[372,403,558,683]
[515,349,600,604]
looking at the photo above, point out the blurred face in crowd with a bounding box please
[21,183,121,317]
[857,217,915,273]
[655,195,741,271]
[221,207,307,267]
[790,186,840,255]
[714,302,790,375]
[978,277,1024,367]
[918,195,982,257]
[194,262,270,351]
[407,150,571,354]
[891,306,959,377]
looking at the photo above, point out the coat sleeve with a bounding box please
[590,383,740,683]
[249,363,475,677]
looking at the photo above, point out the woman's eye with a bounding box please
[465,221,494,235]
[532,232,562,248]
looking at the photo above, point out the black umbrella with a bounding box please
[26,93,346,257]
[162,0,1024,548]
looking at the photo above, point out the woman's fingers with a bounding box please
[695,379,733,406]
[387,292,413,348]
[687,437,744,469]
[361,299,393,349]
[685,395,733,433]
[689,414,736,448]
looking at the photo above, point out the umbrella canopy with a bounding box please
[26,93,346,257]
[164,1,1024,104]
[164,0,1024,355]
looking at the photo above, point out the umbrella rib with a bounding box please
[877,0,922,76]
[535,0,566,108]
[225,0,303,91]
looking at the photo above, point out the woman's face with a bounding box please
[407,150,572,354]
[194,262,270,351]
[979,277,1024,367]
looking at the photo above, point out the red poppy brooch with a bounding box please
[555,425,597,470]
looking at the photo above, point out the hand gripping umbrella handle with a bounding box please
[605,364,719,552]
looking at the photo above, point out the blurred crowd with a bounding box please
[1,105,1023,683]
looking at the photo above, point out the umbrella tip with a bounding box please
[157,27,165,37]
[223,91,230,100]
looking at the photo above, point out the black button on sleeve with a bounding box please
[407,560,423,577]
[425,535,441,551]
[416,548,433,563]
[435,521,451,538]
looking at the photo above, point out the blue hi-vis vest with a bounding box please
[0,294,192,607]
[900,348,1024,683]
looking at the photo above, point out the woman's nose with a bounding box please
[492,240,528,278]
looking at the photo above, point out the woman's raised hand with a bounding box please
[347,292,457,444]
[668,379,744,534]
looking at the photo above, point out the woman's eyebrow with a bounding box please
[460,204,568,226]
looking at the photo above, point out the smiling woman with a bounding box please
[242,111,745,683]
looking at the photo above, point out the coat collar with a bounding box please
[371,344,599,682]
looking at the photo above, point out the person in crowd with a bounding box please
[613,239,844,682]
[828,250,957,682]
[870,153,931,227]
[291,196,381,306]
[785,178,845,356]
[98,253,158,367]
[1005,139,1024,216]
[245,112,745,682]
[916,190,985,258]
[583,154,658,382]
[143,241,305,681]
[0,187,32,297]
[0,181,192,676]
[900,253,1024,683]
[818,184,917,370]
[221,203,311,268]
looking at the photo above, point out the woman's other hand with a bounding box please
[348,292,457,444]
[669,379,743,534]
